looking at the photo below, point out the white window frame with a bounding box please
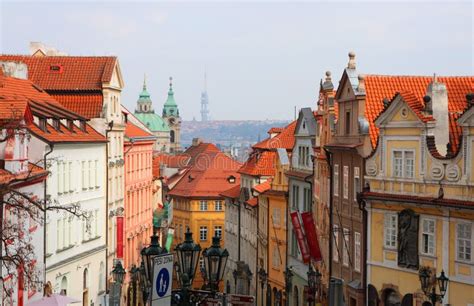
[343,228,350,267]
[353,167,360,202]
[334,164,339,197]
[214,226,222,238]
[200,201,208,211]
[215,201,223,211]
[333,224,339,262]
[384,214,397,249]
[456,222,472,262]
[199,226,208,241]
[272,245,280,268]
[343,166,349,199]
[392,149,415,178]
[354,231,361,272]
[420,218,436,256]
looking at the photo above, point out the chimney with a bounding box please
[192,138,203,146]
[426,73,449,156]
[0,61,28,79]
[357,74,365,92]
[347,51,356,69]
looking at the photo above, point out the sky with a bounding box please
[1,1,472,121]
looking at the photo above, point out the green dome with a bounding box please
[134,112,170,132]
[163,77,179,117]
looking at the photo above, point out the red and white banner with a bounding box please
[290,211,310,263]
[116,216,124,259]
[301,212,322,262]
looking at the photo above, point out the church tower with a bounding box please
[162,77,181,153]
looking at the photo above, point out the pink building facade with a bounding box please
[123,120,156,272]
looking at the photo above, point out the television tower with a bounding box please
[200,72,210,121]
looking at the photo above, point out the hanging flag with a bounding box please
[165,228,174,252]
[301,212,322,262]
[116,216,124,259]
[290,211,310,263]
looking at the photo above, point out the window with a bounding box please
[214,226,222,238]
[354,167,360,202]
[290,231,298,257]
[343,166,349,199]
[200,201,208,211]
[292,185,299,210]
[393,150,415,178]
[57,219,63,250]
[343,228,350,267]
[345,111,351,135]
[384,214,397,249]
[88,161,93,189]
[272,245,280,268]
[457,223,472,262]
[334,165,339,196]
[199,226,208,241]
[94,160,99,188]
[303,188,312,212]
[421,219,435,255]
[354,232,361,272]
[57,162,64,194]
[272,208,281,226]
[333,224,339,262]
[215,201,223,211]
[199,257,205,270]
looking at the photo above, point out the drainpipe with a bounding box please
[43,143,54,285]
[324,148,333,281]
[357,178,368,306]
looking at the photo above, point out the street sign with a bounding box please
[227,294,255,305]
[152,254,174,306]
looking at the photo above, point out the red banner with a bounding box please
[290,212,310,263]
[116,216,124,259]
[301,212,322,262]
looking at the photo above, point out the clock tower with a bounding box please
[162,77,181,153]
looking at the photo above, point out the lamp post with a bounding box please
[140,234,167,305]
[138,261,149,305]
[258,268,267,306]
[284,267,293,306]
[111,261,126,306]
[202,235,229,293]
[307,265,322,306]
[418,267,449,305]
[130,265,139,306]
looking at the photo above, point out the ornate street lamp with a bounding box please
[130,265,139,306]
[175,228,202,288]
[141,234,167,283]
[138,261,149,305]
[284,267,293,306]
[112,261,126,284]
[258,267,267,306]
[202,235,229,292]
[418,267,449,305]
[307,265,322,306]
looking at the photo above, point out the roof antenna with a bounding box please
[294,106,297,120]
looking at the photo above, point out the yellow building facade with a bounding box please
[361,89,474,305]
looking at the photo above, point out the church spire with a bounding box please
[163,76,179,117]
[143,73,147,91]
[136,73,153,113]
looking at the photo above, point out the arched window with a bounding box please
[273,287,278,306]
[170,130,175,143]
[60,276,68,295]
[99,262,105,292]
[382,288,401,306]
[83,268,89,290]
[293,286,299,306]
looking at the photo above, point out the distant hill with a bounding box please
[181,120,291,147]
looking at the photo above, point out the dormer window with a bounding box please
[80,121,87,132]
[39,118,47,132]
[53,119,60,131]
[67,120,74,131]
[49,64,63,73]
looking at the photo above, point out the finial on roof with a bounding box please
[143,74,147,90]
[348,51,356,69]
[325,71,332,82]
[169,76,173,89]
[433,73,437,83]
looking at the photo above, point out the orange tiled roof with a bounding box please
[0,98,31,121]
[52,93,103,118]
[0,163,47,186]
[364,75,474,150]
[168,144,242,198]
[397,91,434,123]
[246,197,258,207]
[125,121,154,139]
[0,55,116,91]
[220,185,241,199]
[238,150,276,177]
[253,121,297,150]
[0,76,105,143]
[253,180,272,194]
[152,157,161,178]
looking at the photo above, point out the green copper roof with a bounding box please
[134,112,170,132]
[138,82,152,104]
[163,77,179,117]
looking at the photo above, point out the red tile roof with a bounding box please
[153,157,161,179]
[0,55,116,91]
[52,93,103,118]
[0,98,32,121]
[0,163,47,186]
[168,144,242,198]
[246,197,258,207]
[252,180,271,194]
[238,150,276,177]
[125,121,153,139]
[220,185,241,199]
[364,75,474,149]
[0,76,105,143]
[397,91,434,123]
[253,121,297,150]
